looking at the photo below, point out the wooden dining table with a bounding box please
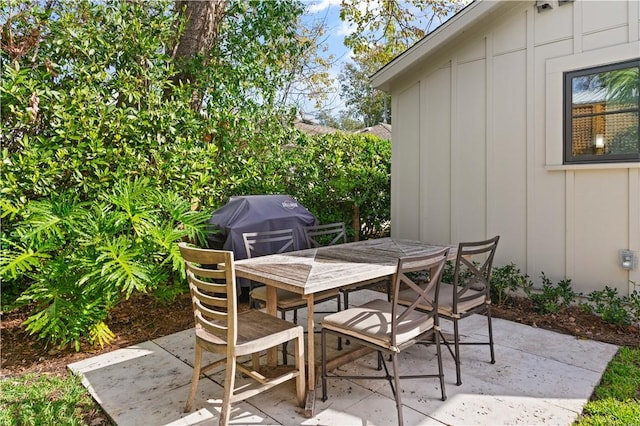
[234,237,456,417]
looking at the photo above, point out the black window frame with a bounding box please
[563,59,640,164]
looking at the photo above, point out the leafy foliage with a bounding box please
[280,5,336,113]
[489,263,640,328]
[490,263,533,306]
[340,0,468,58]
[339,49,391,127]
[2,180,209,349]
[523,273,577,314]
[580,285,640,327]
[333,0,469,126]
[280,132,391,240]
[1,0,393,348]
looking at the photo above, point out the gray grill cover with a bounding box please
[207,195,317,263]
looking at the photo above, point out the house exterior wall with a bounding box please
[385,0,640,295]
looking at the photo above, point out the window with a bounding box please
[564,59,640,164]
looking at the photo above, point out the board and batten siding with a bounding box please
[386,0,640,295]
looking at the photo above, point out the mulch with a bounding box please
[1,293,639,380]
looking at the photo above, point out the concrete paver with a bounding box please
[68,290,619,426]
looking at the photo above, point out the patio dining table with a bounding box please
[234,237,457,417]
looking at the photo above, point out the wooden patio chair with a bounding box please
[321,247,449,426]
[304,222,391,309]
[244,229,342,364]
[397,235,500,385]
[179,242,305,426]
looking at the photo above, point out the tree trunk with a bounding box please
[171,0,227,110]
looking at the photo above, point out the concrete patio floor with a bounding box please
[68,290,619,426]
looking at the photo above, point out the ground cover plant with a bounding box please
[3,179,210,349]
[0,373,96,426]
[575,346,640,425]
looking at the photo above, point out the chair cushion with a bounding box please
[397,282,486,317]
[321,299,434,352]
[250,286,339,310]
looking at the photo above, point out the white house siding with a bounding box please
[392,83,422,238]
[423,65,452,244]
[379,0,640,295]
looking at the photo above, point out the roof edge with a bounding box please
[371,0,513,91]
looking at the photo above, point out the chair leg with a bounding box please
[434,329,447,401]
[282,310,289,365]
[249,294,259,310]
[391,353,404,426]
[220,357,236,426]
[321,330,328,402]
[249,283,259,309]
[341,293,351,346]
[453,319,462,386]
[294,332,306,407]
[251,352,260,371]
[184,344,202,412]
[336,295,343,350]
[487,307,496,364]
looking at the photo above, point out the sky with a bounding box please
[299,0,353,119]
[298,0,470,121]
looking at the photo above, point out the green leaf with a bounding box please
[92,237,150,298]
[0,240,50,280]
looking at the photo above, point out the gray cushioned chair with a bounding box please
[321,247,449,426]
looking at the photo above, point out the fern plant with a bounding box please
[1,179,209,349]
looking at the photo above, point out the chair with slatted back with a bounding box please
[304,222,347,248]
[243,228,301,307]
[242,228,298,258]
[321,247,449,426]
[244,229,342,364]
[397,236,500,386]
[179,242,305,426]
[304,222,391,309]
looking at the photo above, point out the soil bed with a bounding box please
[492,297,639,347]
[2,293,638,379]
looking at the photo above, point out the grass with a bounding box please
[0,373,99,426]
[575,346,640,425]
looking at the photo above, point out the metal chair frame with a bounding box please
[398,235,500,386]
[321,248,450,426]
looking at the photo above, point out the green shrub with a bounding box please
[281,132,391,240]
[1,179,209,349]
[581,285,640,327]
[524,273,577,314]
[627,281,640,324]
[441,261,535,309]
[490,263,533,306]
[0,1,393,349]
[440,260,475,286]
